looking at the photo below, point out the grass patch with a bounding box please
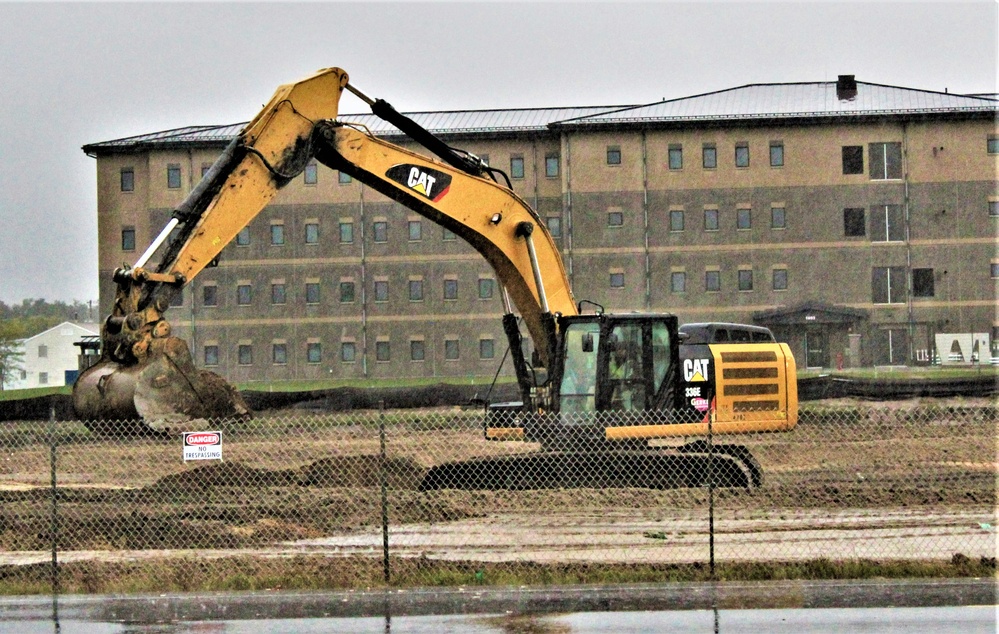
[237,376,515,392]
[0,554,994,595]
[0,386,71,402]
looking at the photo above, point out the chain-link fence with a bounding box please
[0,402,995,594]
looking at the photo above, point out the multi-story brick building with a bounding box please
[83,76,998,383]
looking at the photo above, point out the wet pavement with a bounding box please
[1,578,995,633]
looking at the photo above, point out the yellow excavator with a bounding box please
[74,67,797,487]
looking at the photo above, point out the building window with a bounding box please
[444,279,458,300]
[988,136,999,154]
[769,141,784,167]
[271,283,286,305]
[668,145,683,170]
[546,216,562,237]
[869,142,902,180]
[304,161,318,185]
[408,279,424,302]
[408,220,422,241]
[331,222,350,244]
[170,291,183,308]
[735,143,749,168]
[305,222,319,244]
[342,342,357,362]
[204,345,219,366]
[410,340,425,361]
[201,163,212,179]
[120,168,134,192]
[510,156,525,179]
[702,144,717,169]
[988,201,998,217]
[479,338,495,359]
[842,146,864,174]
[912,268,934,297]
[771,206,786,229]
[305,282,320,304]
[545,154,559,178]
[375,341,390,362]
[705,270,721,292]
[478,278,494,299]
[272,343,287,365]
[669,210,684,232]
[167,164,182,189]
[307,342,322,364]
[606,146,621,165]
[237,284,252,305]
[203,285,218,307]
[704,209,719,231]
[844,208,866,237]
[738,269,754,291]
[38,372,48,385]
[871,204,904,242]
[670,272,686,293]
[238,344,253,365]
[338,171,352,184]
[341,281,357,303]
[445,338,459,360]
[373,221,388,243]
[609,272,625,288]
[38,344,48,358]
[374,280,388,302]
[607,211,624,227]
[442,227,457,241]
[121,227,136,251]
[270,223,285,245]
[236,227,250,246]
[992,263,999,279]
[872,266,906,303]
[737,208,752,230]
[772,268,788,291]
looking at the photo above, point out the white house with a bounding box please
[7,322,99,390]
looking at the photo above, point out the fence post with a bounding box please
[48,405,60,608]
[379,400,390,584]
[707,407,716,580]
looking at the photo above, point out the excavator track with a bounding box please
[419,443,761,491]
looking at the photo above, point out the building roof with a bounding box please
[82,106,628,154]
[553,80,998,128]
[16,321,99,344]
[82,77,997,154]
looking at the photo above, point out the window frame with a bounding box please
[705,270,721,292]
[735,143,749,168]
[510,155,525,179]
[204,345,219,367]
[769,141,784,167]
[305,222,320,244]
[340,281,356,303]
[670,271,686,293]
[772,268,788,291]
[372,221,388,243]
[202,284,218,307]
[271,283,287,305]
[842,145,864,175]
[869,142,903,180]
[120,168,135,192]
[408,220,422,242]
[373,280,388,303]
[607,211,624,227]
[305,282,321,305]
[270,223,285,246]
[737,208,752,230]
[912,268,935,298]
[844,208,866,237]
[303,160,318,185]
[237,284,252,306]
[121,227,136,252]
[545,154,560,178]
[166,164,182,189]
[478,278,494,300]
[669,210,684,232]
[408,279,424,302]
[606,146,622,166]
[704,208,719,232]
[738,269,754,292]
[668,145,683,170]
[770,206,786,230]
[306,342,322,364]
[339,221,354,244]
[609,272,625,288]
[702,144,717,169]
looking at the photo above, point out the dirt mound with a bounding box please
[298,455,425,489]
[146,462,297,491]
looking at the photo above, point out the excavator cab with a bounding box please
[555,314,679,416]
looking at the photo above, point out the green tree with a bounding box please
[0,321,26,391]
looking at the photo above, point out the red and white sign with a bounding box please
[691,397,711,412]
[183,431,222,461]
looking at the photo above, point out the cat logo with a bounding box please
[683,358,710,382]
[386,164,452,202]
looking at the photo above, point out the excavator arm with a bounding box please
[74,67,576,428]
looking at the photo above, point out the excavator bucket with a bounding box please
[73,336,250,434]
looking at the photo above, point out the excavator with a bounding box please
[74,67,798,488]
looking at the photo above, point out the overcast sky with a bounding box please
[0,1,995,306]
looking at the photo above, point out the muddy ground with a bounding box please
[0,399,994,557]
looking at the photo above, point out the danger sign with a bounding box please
[183,431,222,461]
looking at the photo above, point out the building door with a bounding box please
[872,328,909,365]
[804,328,828,368]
